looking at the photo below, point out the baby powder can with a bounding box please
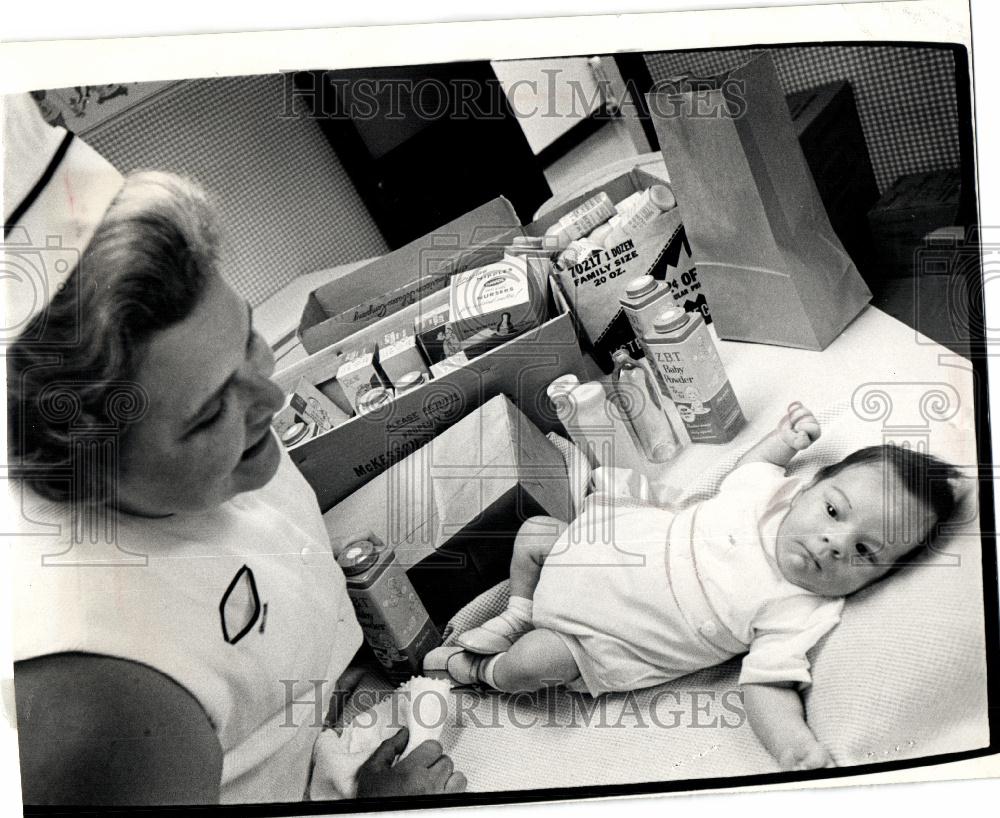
[337,539,441,683]
[620,274,674,339]
[643,308,745,444]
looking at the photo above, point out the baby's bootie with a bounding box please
[455,598,533,654]
[423,646,494,687]
[455,609,532,656]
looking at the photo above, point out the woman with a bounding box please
[5,93,465,805]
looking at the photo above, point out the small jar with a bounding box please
[357,386,394,414]
[395,370,427,395]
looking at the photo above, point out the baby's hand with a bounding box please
[779,743,835,771]
[777,401,821,452]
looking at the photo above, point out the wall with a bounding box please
[644,45,961,196]
[83,74,388,306]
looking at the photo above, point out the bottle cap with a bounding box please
[652,308,690,334]
[649,184,677,211]
[546,373,580,399]
[337,540,379,576]
[544,223,572,252]
[280,421,309,447]
[572,382,607,404]
[588,223,614,246]
[624,275,657,299]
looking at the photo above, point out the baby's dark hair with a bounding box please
[813,444,963,550]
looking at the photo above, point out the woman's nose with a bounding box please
[239,335,285,415]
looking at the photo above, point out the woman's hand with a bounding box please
[777,401,821,452]
[355,727,467,798]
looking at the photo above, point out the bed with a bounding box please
[328,302,989,794]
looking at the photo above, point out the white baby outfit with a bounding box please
[12,443,363,803]
[531,462,844,696]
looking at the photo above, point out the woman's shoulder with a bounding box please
[14,652,223,806]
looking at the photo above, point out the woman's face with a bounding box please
[116,274,285,516]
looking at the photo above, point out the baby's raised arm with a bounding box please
[735,402,821,472]
[742,683,834,770]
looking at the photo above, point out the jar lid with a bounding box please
[649,184,676,212]
[625,275,657,298]
[358,387,391,412]
[652,307,690,334]
[280,421,309,446]
[337,540,379,575]
[396,370,426,391]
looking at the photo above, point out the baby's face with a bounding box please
[775,463,935,597]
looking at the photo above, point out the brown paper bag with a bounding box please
[647,53,871,350]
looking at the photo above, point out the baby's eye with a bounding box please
[825,502,837,518]
[855,543,876,563]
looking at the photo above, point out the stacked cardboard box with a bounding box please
[324,395,573,625]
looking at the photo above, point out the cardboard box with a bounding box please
[324,395,573,625]
[868,169,963,278]
[448,255,547,353]
[286,199,590,512]
[377,326,429,387]
[336,343,387,412]
[298,199,520,354]
[527,168,701,371]
[414,302,461,371]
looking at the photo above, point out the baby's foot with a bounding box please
[422,646,490,687]
[456,609,532,654]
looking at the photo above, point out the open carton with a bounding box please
[324,395,573,626]
[283,199,590,511]
[525,167,701,371]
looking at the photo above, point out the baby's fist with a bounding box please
[779,744,835,771]
[778,401,821,451]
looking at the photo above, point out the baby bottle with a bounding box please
[610,349,682,463]
[567,381,645,472]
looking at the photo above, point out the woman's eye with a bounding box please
[856,543,875,562]
[194,399,226,432]
[825,502,837,518]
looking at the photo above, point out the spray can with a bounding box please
[643,307,745,444]
[620,274,675,340]
[337,538,441,683]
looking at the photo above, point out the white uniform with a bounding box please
[11,444,363,804]
[532,462,844,696]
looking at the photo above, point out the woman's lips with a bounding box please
[241,425,272,460]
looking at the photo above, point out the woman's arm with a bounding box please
[15,653,223,805]
[742,682,834,770]
[735,401,821,471]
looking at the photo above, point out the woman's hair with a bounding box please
[813,443,963,550]
[7,171,220,502]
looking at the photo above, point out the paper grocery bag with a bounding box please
[647,53,871,350]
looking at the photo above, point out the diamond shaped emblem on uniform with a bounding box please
[219,564,261,645]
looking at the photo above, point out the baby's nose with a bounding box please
[820,534,845,560]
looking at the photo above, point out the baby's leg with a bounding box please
[509,515,569,599]
[456,516,568,655]
[488,628,581,693]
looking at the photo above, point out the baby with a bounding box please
[425,402,961,770]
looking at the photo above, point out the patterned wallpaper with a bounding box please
[82,74,388,306]
[643,45,962,196]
